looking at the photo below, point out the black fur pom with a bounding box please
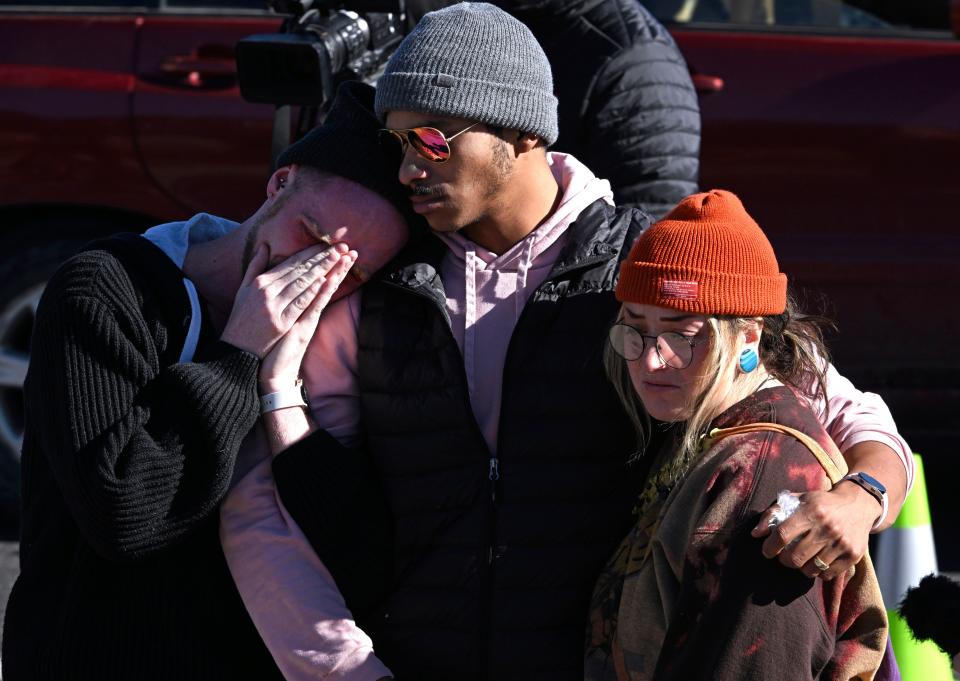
[898,573,960,657]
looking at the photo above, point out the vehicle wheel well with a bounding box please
[0,204,161,528]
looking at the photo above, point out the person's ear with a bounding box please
[742,319,763,347]
[267,166,293,198]
[513,132,541,155]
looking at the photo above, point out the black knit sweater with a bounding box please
[2,235,283,680]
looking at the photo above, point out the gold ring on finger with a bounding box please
[812,556,830,572]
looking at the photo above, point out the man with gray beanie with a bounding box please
[225,4,651,680]
[403,0,701,219]
[2,81,409,681]
[223,3,912,680]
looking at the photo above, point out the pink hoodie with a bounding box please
[220,153,913,681]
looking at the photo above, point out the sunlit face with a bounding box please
[620,302,713,422]
[383,110,514,238]
[247,172,409,301]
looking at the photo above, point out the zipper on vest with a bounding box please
[481,459,499,681]
[488,457,500,500]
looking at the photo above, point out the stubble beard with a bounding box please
[240,181,295,276]
[448,138,515,235]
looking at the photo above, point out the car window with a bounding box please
[159,0,269,10]
[0,0,152,7]
[646,0,951,33]
[0,0,270,10]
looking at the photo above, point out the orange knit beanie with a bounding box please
[616,190,787,315]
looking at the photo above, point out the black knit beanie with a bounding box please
[276,81,410,217]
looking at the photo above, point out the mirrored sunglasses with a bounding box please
[378,122,479,163]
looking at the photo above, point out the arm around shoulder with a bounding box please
[816,361,912,524]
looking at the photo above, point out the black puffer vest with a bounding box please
[356,200,652,681]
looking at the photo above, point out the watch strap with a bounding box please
[839,473,889,530]
[260,384,308,414]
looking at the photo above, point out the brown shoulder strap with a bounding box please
[705,423,848,484]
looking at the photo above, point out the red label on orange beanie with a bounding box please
[660,280,699,301]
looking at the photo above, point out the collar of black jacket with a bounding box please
[377,198,626,292]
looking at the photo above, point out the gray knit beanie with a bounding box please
[375,2,559,145]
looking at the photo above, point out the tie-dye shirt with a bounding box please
[586,386,888,681]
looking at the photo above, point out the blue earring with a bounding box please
[738,348,759,373]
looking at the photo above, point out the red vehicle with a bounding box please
[1,0,959,567]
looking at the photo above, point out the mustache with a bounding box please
[408,184,443,198]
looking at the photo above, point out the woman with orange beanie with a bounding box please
[585,190,888,680]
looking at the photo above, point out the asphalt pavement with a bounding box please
[0,539,17,679]
[0,541,15,616]
[0,539,954,680]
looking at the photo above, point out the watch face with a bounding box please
[859,472,886,494]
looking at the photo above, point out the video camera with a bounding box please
[236,0,406,108]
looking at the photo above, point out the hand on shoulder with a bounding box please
[751,482,879,580]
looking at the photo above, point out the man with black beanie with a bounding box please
[1,82,409,681]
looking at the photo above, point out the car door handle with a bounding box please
[149,48,237,90]
[692,72,724,95]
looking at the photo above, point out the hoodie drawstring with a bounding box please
[464,244,478,399]
[514,237,534,322]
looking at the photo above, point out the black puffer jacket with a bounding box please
[274,200,655,681]
[406,0,701,218]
